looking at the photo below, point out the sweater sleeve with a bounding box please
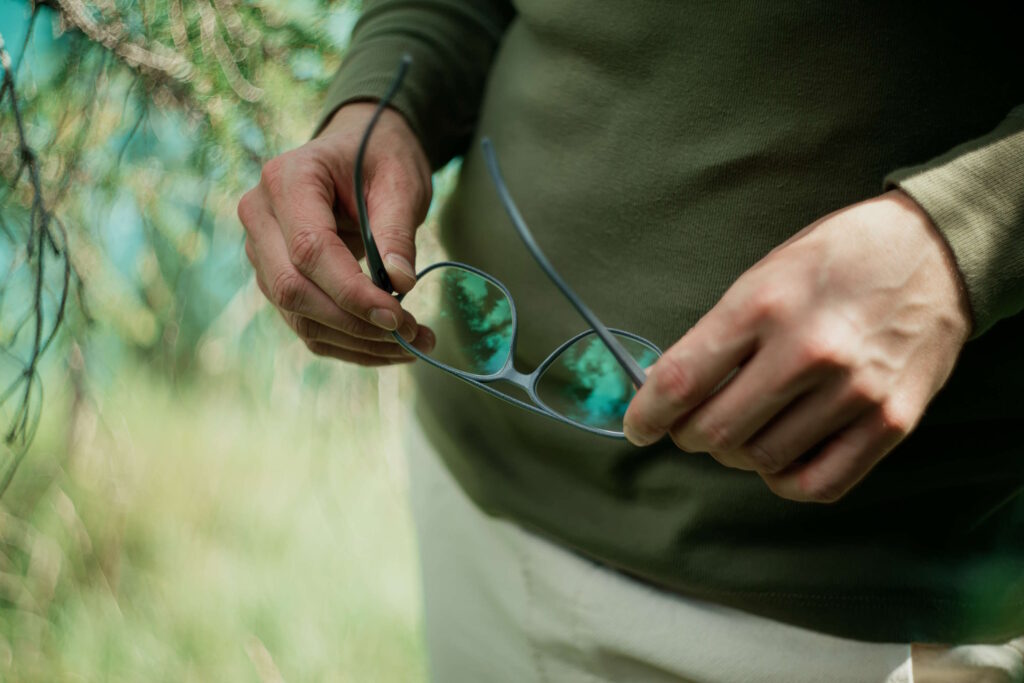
[884,106,1024,338]
[314,0,515,171]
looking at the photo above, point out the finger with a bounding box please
[668,341,820,469]
[335,211,365,260]
[739,379,873,473]
[263,157,408,332]
[623,304,757,446]
[289,314,436,358]
[245,190,419,342]
[364,158,427,294]
[253,267,417,344]
[244,235,257,267]
[306,342,416,367]
[760,404,911,503]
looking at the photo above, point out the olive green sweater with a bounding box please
[323,1,1024,643]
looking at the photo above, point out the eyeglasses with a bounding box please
[356,56,662,438]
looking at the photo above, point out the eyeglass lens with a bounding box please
[400,264,660,431]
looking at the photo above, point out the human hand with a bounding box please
[238,103,435,365]
[623,191,971,502]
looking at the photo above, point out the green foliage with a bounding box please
[1,1,429,679]
[0,362,424,681]
[2,0,356,366]
[0,0,366,488]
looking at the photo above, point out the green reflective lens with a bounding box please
[535,333,660,431]
[400,266,514,375]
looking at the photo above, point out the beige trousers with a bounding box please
[403,415,1024,683]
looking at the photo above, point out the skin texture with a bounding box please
[622,190,972,503]
[237,103,435,365]
[239,107,971,503]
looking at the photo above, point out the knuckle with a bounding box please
[340,314,385,340]
[796,328,848,370]
[667,425,692,452]
[798,474,846,504]
[374,221,414,251]
[289,229,323,273]
[295,317,321,342]
[696,418,737,453]
[705,450,735,469]
[878,399,915,439]
[845,377,881,407]
[260,156,286,196]
[335,268,372,308]
[749,285,790,323]
[271,270,305,312]
[237,191,257,227]
[747,442,786,474]
[333,313,366,338]
[652,355,697,408]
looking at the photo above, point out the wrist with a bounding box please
[320,101,380,137]
[320,101,430,178]
[885,189,973,338]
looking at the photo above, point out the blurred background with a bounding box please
[0,1,441,679]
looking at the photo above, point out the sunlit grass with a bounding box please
[0,357,425,682]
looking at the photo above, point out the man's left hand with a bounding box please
[622,190,971,503]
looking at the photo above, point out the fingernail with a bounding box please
[369,308,398,331]
[385,254,416,281]
[623,424,652,447]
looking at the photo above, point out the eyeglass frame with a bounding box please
[354,55,661,439]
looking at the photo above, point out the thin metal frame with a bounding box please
[355,56,661,438]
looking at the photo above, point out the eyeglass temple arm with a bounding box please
[355,54,413,293]
[481,138,648,388]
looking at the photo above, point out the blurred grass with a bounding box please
[0,356,425,682]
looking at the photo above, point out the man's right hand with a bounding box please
[238,103,436,365]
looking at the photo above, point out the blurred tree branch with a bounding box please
[0,25,76,497]
[0,0,351,495]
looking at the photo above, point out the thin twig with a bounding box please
[0,30,78,498]
[12,4,40,76]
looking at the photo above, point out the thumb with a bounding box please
[365,162,430,295]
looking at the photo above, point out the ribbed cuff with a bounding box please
[885,111,1024,338]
